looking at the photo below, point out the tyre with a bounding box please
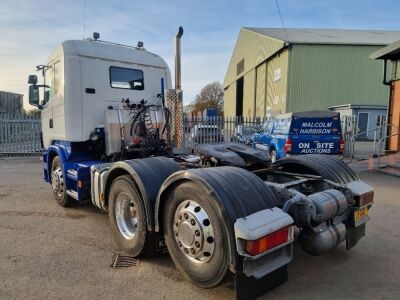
[108,175,151,257]
[50,156,73,207]
[270,149,277,163]
[163,181,229,288]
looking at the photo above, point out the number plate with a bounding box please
[353,207,369,225]
[156,237,168,253]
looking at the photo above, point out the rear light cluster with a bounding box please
[339,137,345,154]
[245,226,294,256]
[284,138,293,153]
[355,191,374,207]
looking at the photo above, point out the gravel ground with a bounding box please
[0,157,399,299]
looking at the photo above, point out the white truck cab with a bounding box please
[30,39,171,148]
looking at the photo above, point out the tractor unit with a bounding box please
[28,28,374,299]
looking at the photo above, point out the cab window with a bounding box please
[43,62,61,104]
[44,66,54,103]
[110,67,144,90]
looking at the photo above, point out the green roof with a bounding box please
[370,40,400,60]
[245,28,400,46]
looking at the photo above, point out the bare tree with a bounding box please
[194,81,223,114]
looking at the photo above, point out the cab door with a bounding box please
[40,65,54,148]
[40,61,64,148]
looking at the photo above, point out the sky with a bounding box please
[0,0,399,109]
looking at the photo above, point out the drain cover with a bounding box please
[112,253,140,268]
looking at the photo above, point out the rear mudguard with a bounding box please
[154,166,279,273]
[104,157,181,231]
[273,154,359,184]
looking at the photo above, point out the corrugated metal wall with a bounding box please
[255,62,266,117]
[286,44,390,113]
[223,29,284,89]
[242,70,255,118]
[266,50,288,115]
[223,84,236,117]
[0,91,23,115]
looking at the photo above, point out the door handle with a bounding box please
[49,118,53,128]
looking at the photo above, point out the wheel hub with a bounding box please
[51,167,64,196]
[115,193,138,240]
[173,200,215,264]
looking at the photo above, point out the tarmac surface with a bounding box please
[0,157,399,299]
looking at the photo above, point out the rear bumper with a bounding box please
[284,153,343,159]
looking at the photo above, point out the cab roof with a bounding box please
[47,39,169,69]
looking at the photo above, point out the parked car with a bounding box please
[231,124,258,144]
[251,111,344,162]
[187,125,224,149]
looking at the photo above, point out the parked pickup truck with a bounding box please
[252,111,345,162]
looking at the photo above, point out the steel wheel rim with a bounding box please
[173,200,215,264]
[51,167,64,197]
[115,192,138,240]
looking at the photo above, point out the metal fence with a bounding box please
[182,115,377,159]
[182,116,265,150]
[0,114,42,157]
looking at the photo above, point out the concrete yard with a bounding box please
[0,157,399,299]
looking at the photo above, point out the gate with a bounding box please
[0,114,42,157]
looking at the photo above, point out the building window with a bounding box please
[110,67,144,90]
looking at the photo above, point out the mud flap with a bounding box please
[234,265,288,300]
[346,223,366,250]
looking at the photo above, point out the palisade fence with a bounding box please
[0,113,379,159]
[183,115,359,158]
[182,116,266,149]
[0,114,42,157]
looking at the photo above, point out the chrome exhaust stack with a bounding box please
[165,26,184,150]
[175,26,184,90]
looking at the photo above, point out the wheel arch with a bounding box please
[154,166,279,273]
[45,145,70,183]
[272,154,359,184]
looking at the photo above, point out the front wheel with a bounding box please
[51,156,73,207]
[163,181,229,288]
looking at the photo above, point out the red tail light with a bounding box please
[245,226,294,256]
[132,136,142,145]
[284,138,293,153]
[339,137,345,154]
[356,191,374,207]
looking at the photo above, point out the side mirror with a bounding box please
[28,75,38,85]
[29,85,40,107]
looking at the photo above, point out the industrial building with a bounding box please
[223,28,400,123]
[371,40,400,151]
[0,91,23,115]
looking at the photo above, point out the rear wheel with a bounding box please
[163,181,229,288]
[51,156,73,207]
[108,175,151,257]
